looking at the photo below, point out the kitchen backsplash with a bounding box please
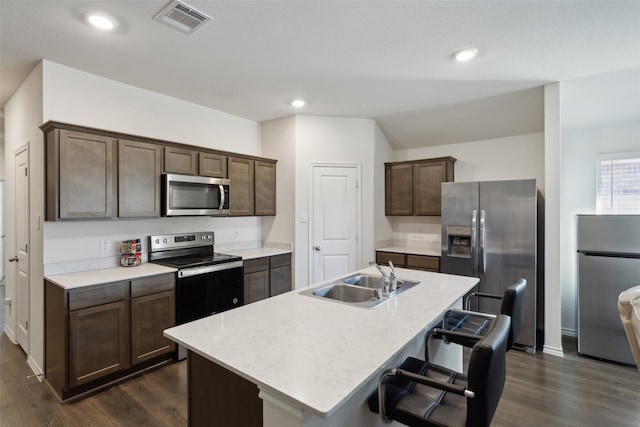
[43,240,293,276]
[380,216,442,250]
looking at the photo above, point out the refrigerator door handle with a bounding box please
[471,210,478,275]
[479,209,486,274]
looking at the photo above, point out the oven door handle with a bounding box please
[178,260,243,278]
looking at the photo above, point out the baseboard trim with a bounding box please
[27,355,45,382]
[3,324,17,343]
[543,344,565,358]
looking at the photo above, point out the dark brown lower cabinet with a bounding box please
[243,253,292,304]
[189,350,262,427]
[131,290,176,365]
[69,300,129,388]
[376,251,440,273]
[375,251,406,267]
[45,273,176,400]
[270,253,291,297]
[243,257,270,304]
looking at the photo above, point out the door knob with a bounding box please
[9,256,19,262]
[314,246,321,251]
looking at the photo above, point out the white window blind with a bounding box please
[596,152,640,214]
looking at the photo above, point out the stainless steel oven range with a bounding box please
[149,231,243,358]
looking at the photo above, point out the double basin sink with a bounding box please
[300,273,419,309]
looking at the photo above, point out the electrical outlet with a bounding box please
[100,240,110,254]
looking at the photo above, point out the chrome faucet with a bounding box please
[369,260,398,296]
[388,261,397,292]
[370,260,390,281]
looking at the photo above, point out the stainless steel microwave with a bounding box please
[162,173,230,216]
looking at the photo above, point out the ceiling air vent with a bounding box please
[154,0,212,34]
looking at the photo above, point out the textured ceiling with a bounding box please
[2,1,640,147]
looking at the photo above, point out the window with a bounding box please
[596,151,640,214]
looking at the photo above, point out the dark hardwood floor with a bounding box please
[0,332,188,426]
[1,329,639,426]
[493,338,640,426]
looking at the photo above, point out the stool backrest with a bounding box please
[467,314,511,427]
[500,278,527,350]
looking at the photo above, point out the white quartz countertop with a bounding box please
[224,247,292,260]
[377,245,441,257]
[44,263,177,290]
[163,266,477,417]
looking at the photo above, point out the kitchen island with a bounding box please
[163,266,478,427]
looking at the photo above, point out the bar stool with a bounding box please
[368,315,511,427]
[425,278,526,360]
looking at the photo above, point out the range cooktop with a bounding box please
[152,252,241,269]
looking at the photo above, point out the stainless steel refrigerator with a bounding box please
[577,214,640,365]
[440,179,541,352]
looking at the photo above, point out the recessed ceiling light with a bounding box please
[86,13,118,30]
[452,48,478,62]
[291,99,306,108]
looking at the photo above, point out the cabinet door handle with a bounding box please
[314,246,321,251]
[9,256,19,263]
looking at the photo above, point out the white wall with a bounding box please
[544,83,563,356]
[294,116,380,288]
[40,60,263,273]
[5,60,264,375]
[0,120,5,179]
[261,116,296,246]
[373,123,395,248]
[261,116,297,276]
[389,132,545,243]
[384,129,564,353]
[399,132,545,184]
[42,62,259,156]
[560,121,640,334]
[3,62,44,374]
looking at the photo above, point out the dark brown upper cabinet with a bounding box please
[45,128,116,220]
[41,121,277,220]
[164,146,197,175]
[385,157,456,216]
[255,161,276,216]
[228,156,255,216]
[199,152,228,178]
[118,139,162,218]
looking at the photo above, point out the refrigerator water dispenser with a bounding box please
[447,226,472,258]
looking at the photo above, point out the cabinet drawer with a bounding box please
[270,253,291,268]
[376,252,406,267]
[406,254,440,272]
[131,273,175,298]
[68,281,128,311]
[244,257,270,273]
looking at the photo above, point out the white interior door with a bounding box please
[14,147,30,352]
[311,165,359,283]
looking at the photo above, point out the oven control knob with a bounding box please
[155,239,160,244]
[163,238,168,243]
[233,298,239,305]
